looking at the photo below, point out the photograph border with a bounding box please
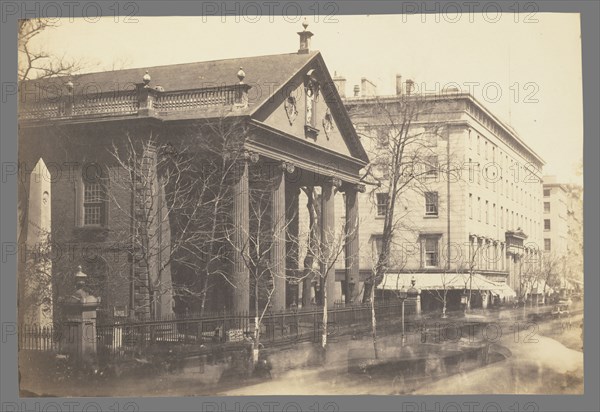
[1,1,598,410]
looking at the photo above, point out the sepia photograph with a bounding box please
[15,9,585,398]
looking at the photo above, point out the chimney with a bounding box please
[405,79,414,96]
[360,77,377,97]
[353,85,360,97]
[297,19,313,54]
[333,72,346,98]
[395,74,403,96]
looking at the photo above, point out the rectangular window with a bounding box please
[544,189,550,197]
[424,237,439,267]
[376,193,388,217]
[425,192,439,216]
[373,235,384,257]
[376,127,389,148]
[83,182,105,226]
[544,202,550,213]
[544,219,551,231]
[544,239,551,251]
[425,155,438,177]
[469,193,473,219]
[468,158,474,183]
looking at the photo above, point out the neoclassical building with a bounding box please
[18,26,369,321]
[335,75,545,310]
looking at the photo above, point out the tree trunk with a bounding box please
[322,282,328,350]
[370,282,379,359]
[442,291,448,318]
[253,281,260,366]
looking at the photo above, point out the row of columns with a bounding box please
[470,235,506,272]
[230,153,363,313]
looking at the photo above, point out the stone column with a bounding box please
[286,180,300,307]
[345,184,364,304]
[232,155,251,314]
[321,178,339,308]
[302,186,317,308]
[270,162,288,312]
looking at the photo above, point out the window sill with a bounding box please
[424,214,439,219]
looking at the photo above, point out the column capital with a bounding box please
[323,176,342,189]
[242,150,260,164]
[280,161,296,174]
[342,183,366,193]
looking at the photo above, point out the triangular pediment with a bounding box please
[251,53,368,165]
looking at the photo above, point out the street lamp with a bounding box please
[399,285,407,345]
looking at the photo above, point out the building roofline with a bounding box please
[343,91,545,166]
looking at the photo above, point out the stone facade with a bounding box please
[336,85,545,306]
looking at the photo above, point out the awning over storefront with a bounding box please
[491,283,517,299]
[378,272,514,296]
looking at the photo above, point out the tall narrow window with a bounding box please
[425,192,438,216]
[544,202,550,213]
[544,219,551,231]
[376,193,388,217]
[544,239,551,251]
[469,193,473,219]
[425,155,438,178]
[81,165,108,227]
[485,200,489,224]
[424,237,439,267]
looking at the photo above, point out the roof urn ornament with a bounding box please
[237,67,246,84]
[142,70,151,88]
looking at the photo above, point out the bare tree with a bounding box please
[18,19,85,81]
[347,95,454,358]
[532,253,563,304]
[108,117,246,319]
[430,270,459,318]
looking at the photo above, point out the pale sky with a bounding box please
[29,14,584,184]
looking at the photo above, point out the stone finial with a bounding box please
[297,19,314,54]
[237,67,246,83]
[142,70,151,87]
[65,79,74,93]
[75,265,87,281]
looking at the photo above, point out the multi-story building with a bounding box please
[542,176,570,256]
[542,176,584,291]
[335,75,545,310]
[18,26,369,321]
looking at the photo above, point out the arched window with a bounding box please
[78,163,108,227]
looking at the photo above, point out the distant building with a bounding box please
[542,176,584,290]
[336,76,545,310]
